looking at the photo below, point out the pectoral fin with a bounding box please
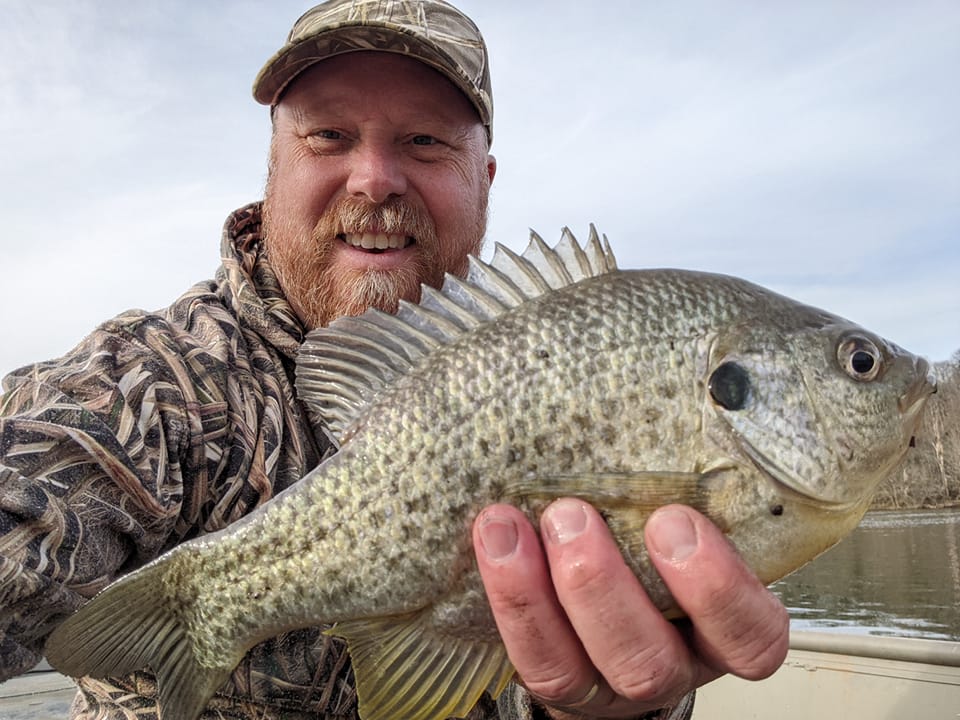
[505,470,715,516]
[328,611,515,720]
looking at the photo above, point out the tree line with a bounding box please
[872,352,960,509]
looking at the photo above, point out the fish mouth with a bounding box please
[338,232,415,254]
[898,363,937,418]
[898,359,937,445]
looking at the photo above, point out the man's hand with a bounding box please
[473,500,789,718]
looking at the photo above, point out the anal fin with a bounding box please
[327,611,515,720]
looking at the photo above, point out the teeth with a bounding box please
[343,233,410,250]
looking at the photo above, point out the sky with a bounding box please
[1,0,958,378]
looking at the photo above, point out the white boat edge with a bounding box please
[2,632,959,718]
[695,631,960,718]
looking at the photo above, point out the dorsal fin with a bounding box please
[295,226,618,441]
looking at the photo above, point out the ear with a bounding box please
[486,154,497,183]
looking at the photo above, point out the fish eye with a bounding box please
[837,335,883,382]
[709,362,751,411]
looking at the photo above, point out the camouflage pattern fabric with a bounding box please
[0,203,691,720]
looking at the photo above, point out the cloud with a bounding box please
[1,0,957,376]
[479,1,960,358]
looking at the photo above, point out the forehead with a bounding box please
[278,52,480,127]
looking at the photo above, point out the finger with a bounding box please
[473,504,599,707]
[645,505,790,680]
[539,499,696,709]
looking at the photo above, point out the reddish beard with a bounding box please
[263,196,483,329]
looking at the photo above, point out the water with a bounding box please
[771,507,960,641]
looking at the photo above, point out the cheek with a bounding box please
[268,151,341,225]
[423,164,490,231]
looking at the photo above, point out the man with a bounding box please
[0,1,788,718]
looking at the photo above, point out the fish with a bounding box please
[44,227,935,720]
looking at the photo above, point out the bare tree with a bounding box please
[873,351,960,509]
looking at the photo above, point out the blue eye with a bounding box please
[310,129,344,141]
[412,135,437,146]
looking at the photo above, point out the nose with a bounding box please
[346,143,407,203]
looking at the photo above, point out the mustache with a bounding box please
[313,197,437,243]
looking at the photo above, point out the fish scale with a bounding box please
[46,227,935,720]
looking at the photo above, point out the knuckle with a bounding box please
[730,601,790,679]
[608,642,689,703]
[696,578,790,678]
[523,666,586,704]
[553,555,611,598]
[489,588,535,624]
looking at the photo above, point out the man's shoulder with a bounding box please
[96,278,237,349]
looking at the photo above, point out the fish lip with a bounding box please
[896,363,937,450]
[897,369,937,416]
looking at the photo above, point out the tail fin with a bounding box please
[45,560,234,720]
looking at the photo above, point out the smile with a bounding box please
[340,233,414,252]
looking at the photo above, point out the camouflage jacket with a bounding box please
[0,203,692,720]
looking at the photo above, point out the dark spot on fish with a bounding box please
[404,494,430,515]
[545,404,561,424]
[909,436,917,448]
[643,407,662,424]
[478,438,490,455]
[598,399,620,418]
[536,348,550,360]
[506,446,524,465]
[574,438,593,458]
[770,504,784,517]
[425,536,445,554]
[658,383,677,400]
[533,435,550,456]
[599,424,617,446]
[709,362,751,411]
[572,413,591,431]
[463,470,481,492]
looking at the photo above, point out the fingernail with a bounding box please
[543,499,588,545]
[646,508,699,563]
[478,511,519,561]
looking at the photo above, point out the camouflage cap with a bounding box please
[253,0,493,141]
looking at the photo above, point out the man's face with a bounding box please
[262,52,497,330]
